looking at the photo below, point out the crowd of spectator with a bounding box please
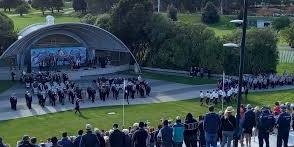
[189,67,212,78]
[1,103,294,147]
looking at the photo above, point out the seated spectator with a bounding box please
[30,137,40,147]
[58,132,73,147]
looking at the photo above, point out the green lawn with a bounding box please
[0,89,293,145]
[0,80,17,93]
[141,71,217,85]
[277,63,294,75]
[9,13,80,31]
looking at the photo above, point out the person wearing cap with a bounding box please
[220,106,236,147]
[257,107,275,147]
[157,120,173,147]
[204,106,221,147]
[276,105,291,147]
[172,116,185,147]
[57,132,73,147]
[132,122,148,147]
[80,124,101,147]
[25,91,33,109]
[18,135,33,147]
[242,104,256,147]
[109,124,125,147]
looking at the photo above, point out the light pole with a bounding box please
[223,0,248,146]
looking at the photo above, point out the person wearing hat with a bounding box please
[80,124,101,147]
[276,105,291,147]
[109,124,125,147]
[132,122,148,147]
[257,107,275,147]
[172,116,185,147]
[220,106,236,147]
[25,91,33,109]
[242,104,256,147]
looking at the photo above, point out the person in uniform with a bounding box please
[276,105,291,147]
[257,107,275,147]
[25,91,33,109]
[199,91,204,106]
[205,91,210,105]
[10,94,17,110]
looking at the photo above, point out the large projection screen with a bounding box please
[31,47,86,67]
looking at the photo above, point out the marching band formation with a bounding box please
[9,72,151,112]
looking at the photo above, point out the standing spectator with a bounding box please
[173,116,185,147]
[58,132,73,147]
[157,120,173,147]
[94,128,105,147]
[220,106,236,147]
[198,116,206,147]
[51,137,61,147]
[0,137,7,147]
[81,124,101,147]
[132,122,149,147]
[30,137,40,147]
[184,113,198,147]
[276,105,291,147]
[18,135,33,147]
[148,128,156,147]
[273,101,281,116]
[122,129,132,147]
[109,124,124,147]
[204,106,221,147]
[242,104,256,147]
[73,130,83,147]
[257,107,275,147]
[154,125,162,147]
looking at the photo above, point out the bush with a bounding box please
[167,5,177,21]
[15,2,31,16]
[281,24,294,47]
[80,13,98,25]
[272,16,291,32]
[201,2,220,24]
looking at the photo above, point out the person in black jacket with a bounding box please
[132,122,148,147]
[109,124,125,147]
[80,124,100,147]
[184,113,198,147]
[17,135,33,147]
[242,104,256,147]
[94,128,105,147]
[220,106,236,147]
[25,91,33,109]
[154,125,162,147]
[198,116,206,147]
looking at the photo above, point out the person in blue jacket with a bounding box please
[276,105,291,147]
[73,130,83,147]
[204,106,221,147]
[172,116,185,147]
[58,132,73,147]
[257,107,275,147]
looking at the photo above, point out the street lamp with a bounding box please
[223,0,248,147]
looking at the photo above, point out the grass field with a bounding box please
[9,13,80,31]
[0,80,17,93]
[0,89,293,145]
[277,63,294,75]
[140,71,217,85]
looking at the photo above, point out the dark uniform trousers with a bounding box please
[258,131,270,147]
[277,131,289,147]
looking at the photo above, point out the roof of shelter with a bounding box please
[1,23,134,59]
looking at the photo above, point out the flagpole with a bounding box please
[123,79,125,127]
[222,71,225,111]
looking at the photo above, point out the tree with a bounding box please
[272,16,291,32]
[32,0,49,15]
[80,13,98,25]
[15,2,31,16]
[73,0,87,12]
[167,4,177,21]
[281,24,294,47]
[0,12,17,55]
[85,0,118,14]
[224,28,279,74]
[201,2,220,24]
[51,0,64,12]
[2,0,19,12]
